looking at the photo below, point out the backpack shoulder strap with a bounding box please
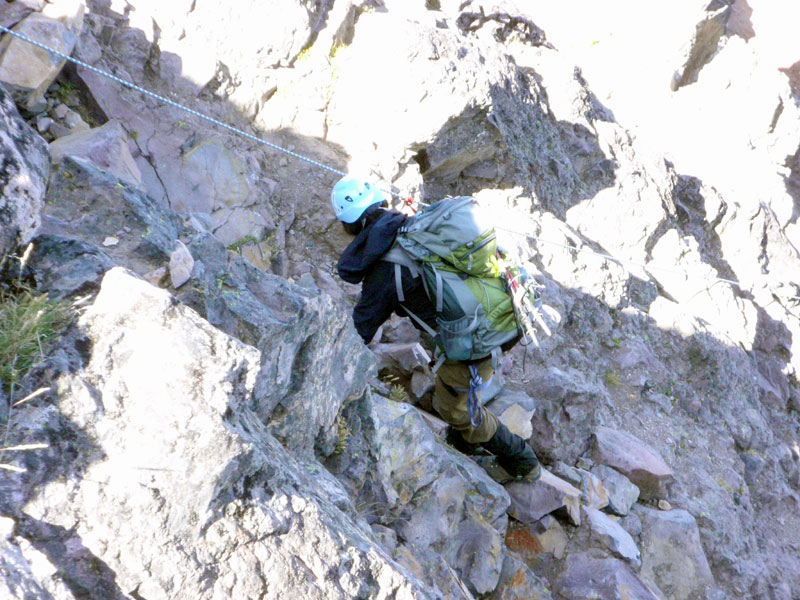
[382,243,421,277]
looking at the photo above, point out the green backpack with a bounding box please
[382,196,548,363]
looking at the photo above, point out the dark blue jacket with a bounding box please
[337,208,437,344]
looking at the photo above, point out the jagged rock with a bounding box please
[553,551,663,600]
[529,365,608,462]
[573,506,641,567]
[25,234,114,299]
[635,505,716,600]
[486,388,535,440]
[72,50,276,253]
[39,152,371,460]
[323,9,583,207]
[1,267,432,600]
[168,239,193,288]
[550,462,610,510]
[591,464,641,516]
[371,342,431,374]
[591,426,674,500]
[186,236,375,459]
[0,3,84,111]
[410,370,435,401]
[40,156,181,276]
[327,391,511,596]
[671,3,731,90]
[49,120,142,187]
[362,395,510,596]
[505,515,568,562]
[0,516,78,600]
[505,468,581,525]
[489,550,553,600]
[35,114,52,132]
[0,82,49,258]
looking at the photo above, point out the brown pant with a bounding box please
[432,357,498,444]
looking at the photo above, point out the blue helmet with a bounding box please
[330,176,386,223]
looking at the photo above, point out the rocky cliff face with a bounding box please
[1,1,798,599]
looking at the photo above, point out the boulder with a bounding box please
[40,155,181,277]
[487,388,535,440]
[591,464,641,516]
[575,506,641,567]
[0,516,78,600]
[554,551,663,600]
[366,396,510,596]
[550,462,610,510]
[505,515,568,562]
[168,239,194,288]
[49,120,142,187]
[505,468,581,525]
[0,4,84,111]
[25,234,114,300]
[591,426,674,499]
[490,550,553,600]
[0,267,432,600]
[0,83,48,258]
[635,505,716,600]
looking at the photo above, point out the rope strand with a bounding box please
[0,24,346,177]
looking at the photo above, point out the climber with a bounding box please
[332,175,540,482]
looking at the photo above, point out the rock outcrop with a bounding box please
[0,84,48,259]
[1,1,799,599]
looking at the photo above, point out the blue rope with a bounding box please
[466,364,486,428]
[0,24,346,177]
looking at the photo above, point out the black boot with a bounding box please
[480,422,541,481]
[445,426,489,456]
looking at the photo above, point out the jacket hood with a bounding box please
[337,208,410,284]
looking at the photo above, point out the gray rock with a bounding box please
[578,506,641,567]
[635,505,715,600]
[591,426,674,500]
[48,121,71,139]
[505,468,581,525]
[490,550,553,600]
[505,515,568,562]
[0,83,49,258]
[35,114,52,132]
[551,462,610,510]
[591,464,641,516]
[40,156,181,277]
[671,3,731,90]
[26,234,114,300]
[410,370,435,400]
[487,388,535,440]
[366,395,510,596]
[0,516,77,600]
[4,267,432,600]
[62,108,89,132]
[554,551,663,600]
[49,120,142,187]
[0,7,83,111]
[168,240,194,288]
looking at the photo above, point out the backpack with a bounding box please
[382,196,548,364]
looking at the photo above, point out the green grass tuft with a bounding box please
[0,289,71,393]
